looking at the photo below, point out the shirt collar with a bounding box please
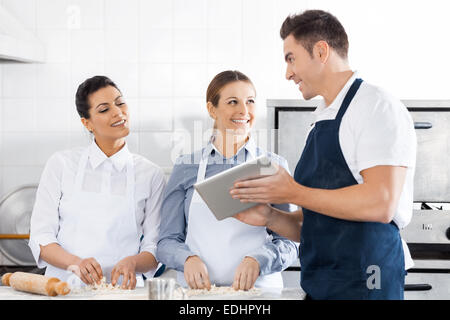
[208,134,257,160]
[312,70,359,116]
[88,140,132,172]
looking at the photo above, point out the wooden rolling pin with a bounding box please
[1,272,70,296]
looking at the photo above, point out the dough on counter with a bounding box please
[175,285,261,298]
[70,277,129,294]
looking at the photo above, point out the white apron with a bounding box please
[45,148,144,287]
[177,143,283,288]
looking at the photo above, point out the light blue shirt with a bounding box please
[156,138,299,276]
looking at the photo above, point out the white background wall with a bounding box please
[0,0,449,201]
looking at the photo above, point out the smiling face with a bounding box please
[283,34,325,100]
[81,85,130,142]
[207,80,256,140]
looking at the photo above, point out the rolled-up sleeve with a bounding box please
[139,168,166,258]
[156,158,195,272]
[246,155,299,276]
[28,153,64,269]
[246,229,299,276]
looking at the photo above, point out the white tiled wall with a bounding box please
[0,0,300,198]
[1,0,450,200]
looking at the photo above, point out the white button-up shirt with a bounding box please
[29,140,166,269]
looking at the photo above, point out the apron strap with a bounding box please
[101,161,112,195]
[196,142,214,183]
[126,156,136,215]
[196,136,259,183]
[335,78,363,122]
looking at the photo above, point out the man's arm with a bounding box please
[234,204,303,242]
[291,165,407,223]
[231,165,407,224]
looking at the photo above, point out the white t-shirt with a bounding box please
[310,71,417,268]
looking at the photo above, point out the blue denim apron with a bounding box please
[294,78,405,300]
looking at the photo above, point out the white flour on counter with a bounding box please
[174,285,262,299]
[69,277,133,296]
[69,278,262,299]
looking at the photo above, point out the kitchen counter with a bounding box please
[0,285,306,300]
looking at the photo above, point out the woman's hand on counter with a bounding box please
[233,256,260,291]
[39,243,104,285]
[184,255,211,290]
[111,256,137,289]
[74,257,103,285]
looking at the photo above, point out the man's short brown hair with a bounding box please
[280,10,349,59]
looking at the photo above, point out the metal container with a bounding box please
[0,185,38,266]
[146,278,186,300]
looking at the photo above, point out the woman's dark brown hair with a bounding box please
[75,75,121,119]
[280,10,349,59]
[206,70,255,106]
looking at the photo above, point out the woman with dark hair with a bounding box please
[29,76,166,289]
[156,70,298,290]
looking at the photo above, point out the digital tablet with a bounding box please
[193,155,278,221]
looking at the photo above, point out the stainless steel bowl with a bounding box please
[0,185,38,265]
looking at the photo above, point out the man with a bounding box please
[230,10,416,300]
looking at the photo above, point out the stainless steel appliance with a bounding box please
[0,185,43,276]
[269,99,450,299]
